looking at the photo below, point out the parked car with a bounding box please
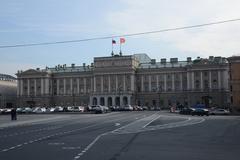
[32,107,46,113]
[55,106,64,112]
[142,106,148,111]
[16,107,24,114]
[22,107,33,114]
[92,105,109,114]
[46,107,56,113]
[109,106,119,111]
[191,108,209,116]
[133,105,143,111]
[210,109,230,115]
[123,105,133,111]
[179,108,195,115]
[0,108,4,114]
[1,108,12,114]
[72,106,85,112]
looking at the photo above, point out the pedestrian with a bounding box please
[11,108,14,120]
[13,108,17,120]
[10,108,17,120]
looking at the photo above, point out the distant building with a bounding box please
[0,74,17,108]
[16,54,229,109]
[228,56,240,112]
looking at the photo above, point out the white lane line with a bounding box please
[74,134,104,159]
[0,126,62,138]
[73,112,160,159]
[142,115,161,128]
[0,119,118,153]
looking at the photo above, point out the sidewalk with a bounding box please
[0,114,70,129]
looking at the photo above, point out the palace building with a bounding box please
[228,56,240,112]
[0,74,17,108]
[16,53,230,108]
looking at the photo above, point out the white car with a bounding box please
[22,107,33,114]
[32,107,46,113]
[123,105,133,111]
[92,105,109,113]
[46,107,56,113]
[55,106,64,112]
[72,106,85,112]
[210,109,230,115]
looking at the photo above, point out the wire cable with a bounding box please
[0,18,240,49]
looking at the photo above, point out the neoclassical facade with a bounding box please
[16,54,230,108]
[228,56,240,112]
[0,74,17,108]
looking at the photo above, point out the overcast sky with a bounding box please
[1,0,240,76]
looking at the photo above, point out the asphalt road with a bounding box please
[0,111,239,160]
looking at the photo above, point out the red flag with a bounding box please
[112,39,116,44]
[120,38,125,44]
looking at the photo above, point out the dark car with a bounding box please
[179,108,195,115]
[191,108,209,116]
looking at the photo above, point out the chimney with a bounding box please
[187,57,192,62]
[151,59,156,64]
[170,58,178,63]
[161,58,166,64]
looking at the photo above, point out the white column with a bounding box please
[218,71,221,89]
[84,78,87,94]
[156,75,159,90]
[108,75,111,92]
[101,76,103,92]
[41,78,44,95]
[90,96,93,106]
[120,95,123,107]
[17,80,20,96]
[63,78,66,95]
[112,96,115,106]
[141,75,144,92]
[200,71,203,91]
[209,71,212,89]
[70,78,73,95]
[123,75,126,92]
[20,79,23,96]
[57,79,60,95]
[34,79,37,96]
[97,97,100,105]
[77,78,80,94]
[172,74,175,91]
[104,97,108,106]
[27,79,30,96]
[192,72,195,90]
[149,75,151,92]
[128,96,131,105]
[180,73,183,91]
[45,78,49,95]
[116,75,118,91]
[131,75,134,91]
[187,72,190,90]
[93,76,96,92]
[164,74,167,91]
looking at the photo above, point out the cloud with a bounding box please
[106,0,240,58]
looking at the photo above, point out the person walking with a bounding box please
[11,108,17,120]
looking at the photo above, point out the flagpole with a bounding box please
[119,42,122,56]
[111,39,114,56]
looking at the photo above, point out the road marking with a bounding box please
[142,115,161,128]
[73,112,160,159]
[62,146,81,150]
[115,123,121,126]
[48,142,65,146]
[72,114,206,159]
